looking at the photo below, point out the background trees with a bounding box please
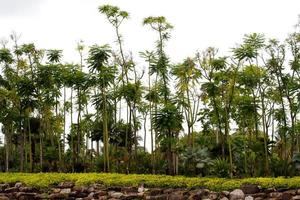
[0,4,300,178]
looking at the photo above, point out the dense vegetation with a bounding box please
[0,4,300,178]
[2,173,300,191]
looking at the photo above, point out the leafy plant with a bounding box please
[212,158,231,178]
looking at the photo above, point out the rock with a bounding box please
[49,193,68,199]
[269,192,282,198]
[138,186,144,193]
[19,186,36,193]
[221,191,230,197]
[163,188,174,194]
[52,188,61,193]
[57,181,74,188]
[285,190,297,195]
[149,188,163,196]
[95,190,108,197]
[14,182,24,188]
[35,193,48,199]
[187,194,197,200]
[110,192,124,199]
[265,188,276,193]
[208,192,218,200]
[81,196,93,200]
[15,192,26,198]
[88,192,94,198]
[254,198,263,200]
[121,193,141,200]
[73,186,88,193]
[250,192,267,199]
[91,183,105,190]
[229,189,245,200]
[2,193,12,200]
[145,194,168,200]
[168,193,185,200]
[121,187,138,194]
[220,197,229,200]
[241,184,260,194]
[245,196,254,200]
[188,189,204,200]
[278,188,290,192]
[60,188,71,194]
[137,192,144,197]
[202,189,210,196]
[108,186,122,192]
[0,184,9,192]
[98,196,107,200]
[17,192,37,200]
[282,192,293,200]
[0,196,9,200]
[4,187,18,193]
[73,191,88,198]
[87,186,95,193]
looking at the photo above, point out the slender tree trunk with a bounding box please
[70,88,74,172]
[102,88,110,172]
[143,115,147,152]
[63,86,66,152]
[276,76,288,176]
[77,88,81,164]
[167,130,174,175]
[261,89,269,176]
[58,137,62,172]
[186,88,193,148]
[24,129,28,172]
[5,126,10,172]
[39,130,43,172]
[212,95,224,157]
[150,101,154,174]
[28,117,33,172]
[19,129,24,172]
[224,109,233,178]
[133,106,138,158]
[96,141,99,156]
[148,62,154,173]
[271,116,275,154]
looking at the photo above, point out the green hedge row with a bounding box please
[1,173,300,191]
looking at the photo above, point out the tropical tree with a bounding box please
[153,102,183,175]
[87,44,116,172]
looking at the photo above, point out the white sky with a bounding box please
[1,0,299,63]
[0,0,300,149]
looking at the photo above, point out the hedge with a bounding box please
[0,173,300,191]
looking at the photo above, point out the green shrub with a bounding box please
[1,173,300,191]
[212,158,231,178]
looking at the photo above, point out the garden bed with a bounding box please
[1,173,300,191]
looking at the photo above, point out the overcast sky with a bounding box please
[1,0,300,64]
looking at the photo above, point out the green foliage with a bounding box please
[1,3,300,179]
[153,102,183,141]
[212,158,231,178]
[1,173,300,191]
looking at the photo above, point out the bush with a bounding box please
[1,173,300,191]
[212,158,231,178]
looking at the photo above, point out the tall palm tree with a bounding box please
[87,44,116,172]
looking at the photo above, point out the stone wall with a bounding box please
[1,182,300,200]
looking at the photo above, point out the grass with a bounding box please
[0,173,300,191]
